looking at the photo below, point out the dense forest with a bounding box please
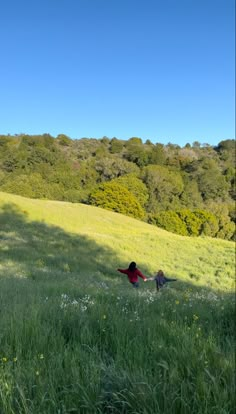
[0,134,235,240]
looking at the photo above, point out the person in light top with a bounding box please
[117,261,147,288]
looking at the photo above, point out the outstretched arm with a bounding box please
[164,277,177,282]
[117,268,128,274]
[137,269,147,281]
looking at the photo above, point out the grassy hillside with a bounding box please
[0,192,235,413]
[0,191,234,290]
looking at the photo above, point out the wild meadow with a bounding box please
[0,192,235,414]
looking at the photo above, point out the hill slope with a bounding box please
[0,191,234,292]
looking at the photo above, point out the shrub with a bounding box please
[89,182,145,219]
[149,209,219,237]
[148,211,188,236]
[193,209,219,237]
[111,173,149,208]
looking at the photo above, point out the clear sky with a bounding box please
[0,0,235,146]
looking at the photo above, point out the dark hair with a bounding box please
[128,261,136,271]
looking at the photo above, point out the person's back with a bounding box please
[117,261,147,287]
[154,270,177,291]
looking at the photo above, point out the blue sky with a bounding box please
[0,0,235,146]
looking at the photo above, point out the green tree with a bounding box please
[180,176,202,208]
[2,150,20,172]
[224,167,236,199]
[95,157,139,181]
[100,136,110,146]
[148,143,166,165]
[193,209,219,237]
[89,182,145,219]
[216,139,235,164]
[145,139,153,145]
[187,158,230,201]
[149,211,188,236]
[111,173,149,208]
[143,165,184,212]
[176,209,202,236]
[149,208,218,237]
[110,138,124,154]
[1,174,34,197]
[76,160,100,189]
[63,189,83,203]
[197,169,229,201]
[205,201,235,240]
[124,138,149,167]
[56,134,72,147]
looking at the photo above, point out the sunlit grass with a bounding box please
[0,191,235,413]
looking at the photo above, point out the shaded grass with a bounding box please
[0,281,235,413]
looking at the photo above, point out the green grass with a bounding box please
[0,191,235,413]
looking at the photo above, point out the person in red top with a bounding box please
[117,261,147,288]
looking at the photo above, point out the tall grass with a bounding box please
[0,192,235,413]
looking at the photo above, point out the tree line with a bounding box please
[0,134,235,240]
